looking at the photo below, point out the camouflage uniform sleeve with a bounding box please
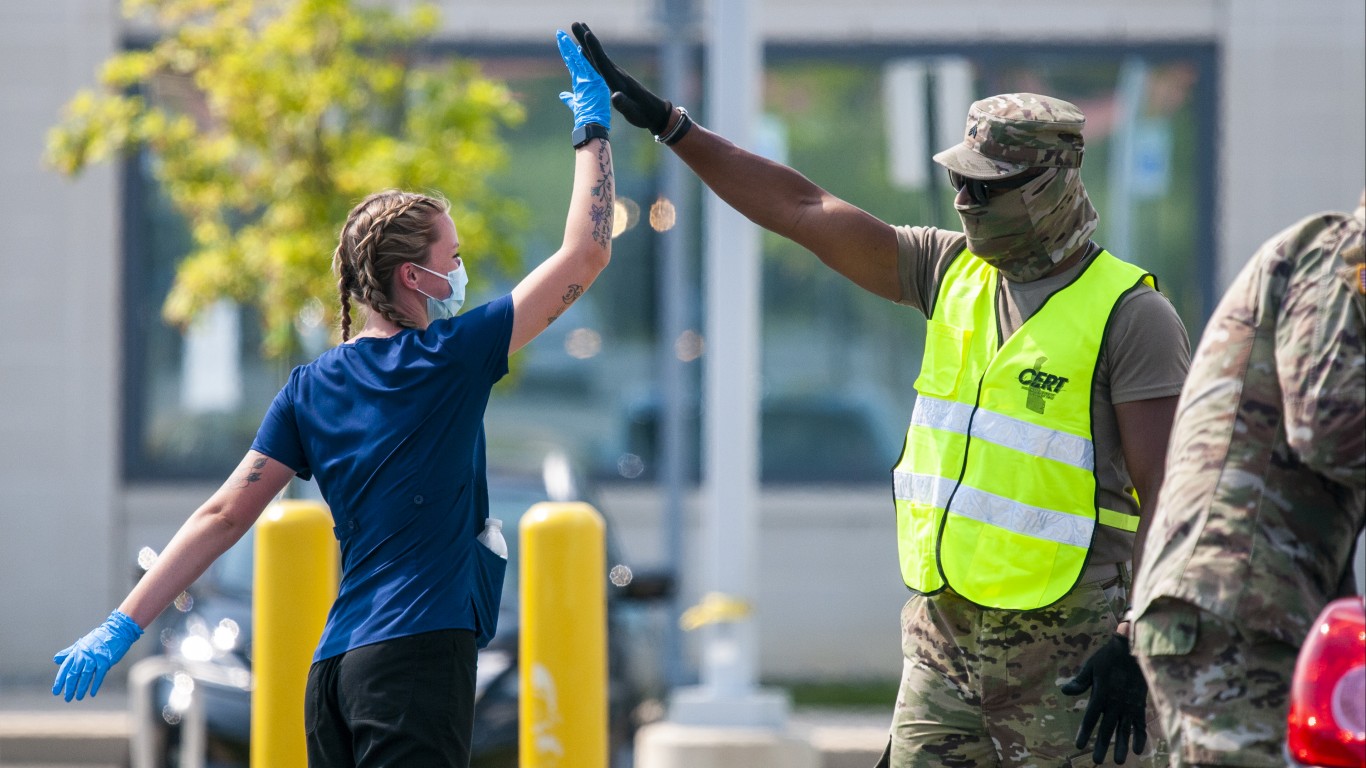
[1275,213,1366,491]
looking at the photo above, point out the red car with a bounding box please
[1286,596,1366,768]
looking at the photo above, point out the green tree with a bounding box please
[47,0,526,356]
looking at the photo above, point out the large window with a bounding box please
[122,150,292,480]
[122,40,1216,483]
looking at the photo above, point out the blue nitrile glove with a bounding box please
[556,28,611,132]
[1060,633,1149,764]
[52,610,143,701]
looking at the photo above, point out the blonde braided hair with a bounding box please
[333,190,450,341]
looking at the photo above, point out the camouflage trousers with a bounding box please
[886,565,1168,768]
[1134,598,1298,768]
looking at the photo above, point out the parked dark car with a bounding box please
[128,451,673,768]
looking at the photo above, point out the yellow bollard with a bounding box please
[252,500,338,768]
[520,502,607,768]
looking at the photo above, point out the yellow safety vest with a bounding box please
[893,249,1152,610]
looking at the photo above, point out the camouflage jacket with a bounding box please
[1131,201,1366,645]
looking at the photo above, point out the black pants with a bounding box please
[305,629,478,767]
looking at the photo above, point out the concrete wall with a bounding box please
[1,0,1363,686]
[1219,0,1366,288]
[0,1,121,686]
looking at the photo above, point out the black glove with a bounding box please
[1060,633,1149,764]
[571,21,673,135]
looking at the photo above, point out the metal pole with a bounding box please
[655,0,699,693]
[700,0,760,704]
[1108,56,1148,262]
[667,0,787,729]
[179,679,206,768]
[129,657,178,768]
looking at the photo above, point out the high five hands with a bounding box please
[570,22,674,137]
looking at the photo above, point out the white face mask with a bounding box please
[413,263,468,321]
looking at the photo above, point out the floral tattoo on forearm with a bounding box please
[547,144,611,327]
[590,142,614,247]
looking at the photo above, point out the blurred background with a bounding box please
[1,0,1363,712]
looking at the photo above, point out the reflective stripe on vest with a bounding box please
[893,249,1151,609]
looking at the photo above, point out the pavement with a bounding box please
[782,709,889,768]
[0,683,886,767]
[0,686,128,767]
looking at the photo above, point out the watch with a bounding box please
[655,107,693,146]
[571,123,610,149]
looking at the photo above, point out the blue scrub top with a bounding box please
[251,295,514,661]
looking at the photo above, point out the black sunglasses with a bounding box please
[948,168,1047,207]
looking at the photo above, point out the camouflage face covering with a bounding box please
[958,167,1099,282]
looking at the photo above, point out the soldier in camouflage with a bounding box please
[1130,192,1366,768]
[572,23,1189,768]
[884,95,1184,768]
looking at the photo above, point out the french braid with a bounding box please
[332,190,450,340]
[334,244,357,342]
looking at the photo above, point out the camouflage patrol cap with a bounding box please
[933,93,1086,180]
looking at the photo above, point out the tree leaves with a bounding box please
[47,0,526,358]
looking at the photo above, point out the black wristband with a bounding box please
[655,107,693,146]
[572,123,610,149]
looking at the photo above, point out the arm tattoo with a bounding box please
[589,142,614,247]
[230,456,269,489]
[590,203,612,248]
[547,284,586,325]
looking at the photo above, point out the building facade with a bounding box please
[1,0,1362,685]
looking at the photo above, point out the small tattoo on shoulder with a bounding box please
[232,457,268,488]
